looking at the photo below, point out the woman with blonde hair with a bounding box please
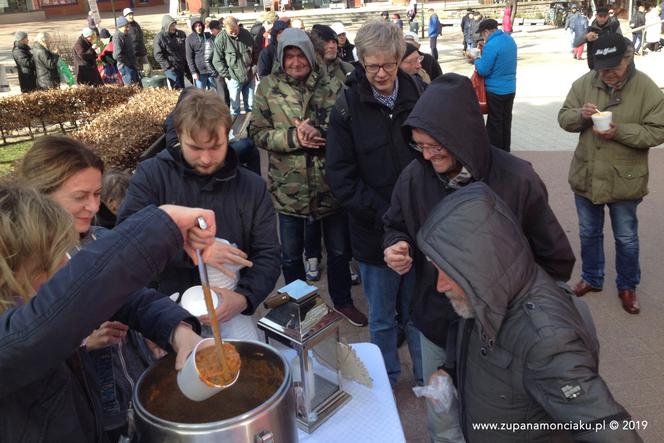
[32,31,60,89]
[0,182,213,442]
[16,135,205,441]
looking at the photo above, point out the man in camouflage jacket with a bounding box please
[249,28,367,326]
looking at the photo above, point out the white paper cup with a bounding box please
[591,111,612,132]
[469,48,481,59]
[180,286,219,317]
[177,338,224,401]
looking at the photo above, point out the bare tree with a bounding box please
[510,0,518,29]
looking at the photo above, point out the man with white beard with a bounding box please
[416,182,642,443]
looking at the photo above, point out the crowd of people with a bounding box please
[2,6,664,443]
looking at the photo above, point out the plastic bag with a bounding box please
[470,70,488,115]
[57,58,75,86]
[413,371,466,442]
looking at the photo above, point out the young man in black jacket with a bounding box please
[382,73,575,441]
[186,17,215,90]
[118,90,280,326]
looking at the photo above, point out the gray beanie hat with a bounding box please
[15,31,28,42]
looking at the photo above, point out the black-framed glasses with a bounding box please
[364,62,398,74]
[409,141,446,154]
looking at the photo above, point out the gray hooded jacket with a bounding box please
[417,182,641,443]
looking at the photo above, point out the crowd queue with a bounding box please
[3,6,664,442]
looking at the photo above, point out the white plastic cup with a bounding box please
[180,286,219,317]
[469,48,481,59]
[177,338,225,401]
[591,111,612,132]
[208,238,244,290]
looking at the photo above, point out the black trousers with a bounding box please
[486,91,515,152]
[430,37,439,60]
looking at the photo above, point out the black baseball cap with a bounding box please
[596,6,609,14]
[593,34,627,70]
[477,19,499,33]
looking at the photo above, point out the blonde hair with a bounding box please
[18,135,104,195]
[354,20,406,65]
[173,89,232,146]
[0,185,76,312]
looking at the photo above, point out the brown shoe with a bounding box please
[572,280,602,297]
[618,289,640,315]
[335,305,368,327]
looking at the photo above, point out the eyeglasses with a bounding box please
[402,55,424,65]
[409,141,446,154]
[364,62,398,74]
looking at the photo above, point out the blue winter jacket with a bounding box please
[0,206,200,442]
[428,14,441,38]
[474,29,517,95]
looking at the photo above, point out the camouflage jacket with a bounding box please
[323,58,354,84]
[250,64,343,219]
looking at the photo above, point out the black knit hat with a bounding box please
[403,43,419,61]
[311,24,338,43]
[99,28,111,39]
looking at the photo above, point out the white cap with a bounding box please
[123,7,133,16]
[82,27,94,38]
[404,31,418,41]
[331,22,346,35]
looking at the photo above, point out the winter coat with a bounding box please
[337,39,355,63]
[256,20,289,79]
[417,183,641,443]
[428,13,441,38]
[421,52,442,81]
[464,18,481,43]
[565,11,580,30]
[325,68,421,264]
[204,33,218,77]
[383,74,575,347]
[585,18,622,69]
[154,16,187,72]
[212,27,256,83]
[645,8,660,43]
[73,35,103,86]
[12,41,37,93]
[250,30,344,219]
[0,206,200,443]
[186,20,213,76]
[559,67,664,204]
[323,58,354,84]
[113,29,137,69]
[571,15,589,47]
[127,20,148,58]
[629,10,646,33]
[461,12,472,32]
[32,42,60,89]
[117,148,281,312]
[97,40,122,84]
[502,7,512,33]
[474,29,517,95]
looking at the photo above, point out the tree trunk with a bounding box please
[510,0,518,28]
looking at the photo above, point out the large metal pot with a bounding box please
[132,340,297,442]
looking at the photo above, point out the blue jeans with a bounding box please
[632,32,643,53]
[119,65,140,86]
[194,73,215,90]
[304,218,322,260]
[230,138,260,175]
[358,263,422,385]
[226,77,254,116]
[574,194,641,290]
[165,69,185,89]
[278,212,352,308]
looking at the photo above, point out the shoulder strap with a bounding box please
[334,84,351,123]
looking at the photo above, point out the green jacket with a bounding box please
[559,68,664,204]
[323,58,354,84]
[250,64,343,219]
[212,27,255,83]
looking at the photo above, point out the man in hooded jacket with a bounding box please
[186,17,215,90]
[416,182,642,443]
[249,28,367,326]
[12,31,37,93]
[383,73,575,441]
[154,15,187,89]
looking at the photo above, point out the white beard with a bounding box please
[447,293,476,319]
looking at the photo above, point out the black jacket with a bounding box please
[117,147,281,313]
[585,18,622,69]
[12,41,37,93]
[417,183,640,443]
[421,52,442,81]
[186,19,213,75]
[0,206,199,442]
[337,40,355,63]
[73,35,103,86]
[154,16,187,71]
[113,29,137,69]
[127,20,148,58]
[383,73,575,347]
[326,68,420,264]
[32,42,60,89]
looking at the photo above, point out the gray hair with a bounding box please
[354,20,406,65]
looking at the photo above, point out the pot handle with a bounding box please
[255,430,274,443]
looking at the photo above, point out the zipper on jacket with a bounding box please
[117,340,136,391]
